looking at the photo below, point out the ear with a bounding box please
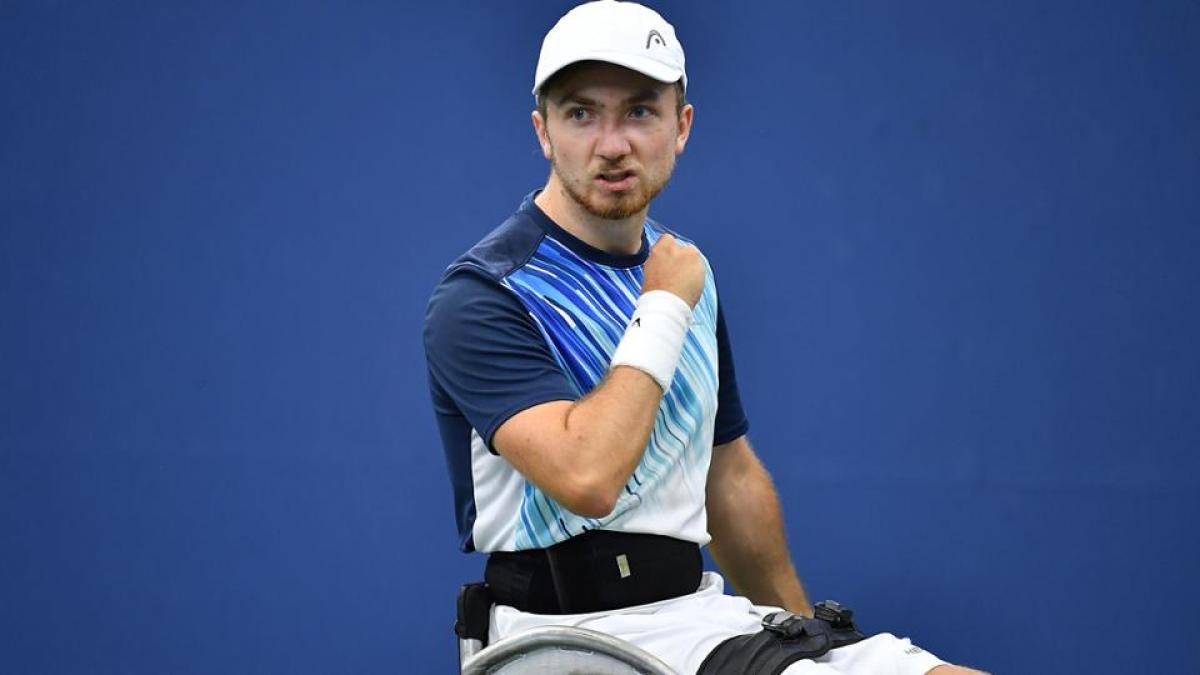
[532,110,553,160]
[675,103,694,156]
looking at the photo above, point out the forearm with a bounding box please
[707,438,812,615]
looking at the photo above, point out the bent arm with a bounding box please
[492,365,663,518]
[425,268,677,520]
[491,234,707,519]
[706,435,812,615]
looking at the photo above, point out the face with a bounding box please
[533,63,693,220]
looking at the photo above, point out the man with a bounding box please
[424,2,983,673]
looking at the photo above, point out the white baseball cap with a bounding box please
[532,0,687,97]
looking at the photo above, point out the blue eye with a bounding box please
[569,108,591,121]
[630,106,653,119]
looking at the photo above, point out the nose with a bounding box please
[594,120,632,162]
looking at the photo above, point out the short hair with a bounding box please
[535,61,688,120]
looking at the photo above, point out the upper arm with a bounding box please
[713,299,750,446]
[709,293,754,492]
[491,399,573,470]
[493,392,611,515]
[709,434,754,494]
[491,365,660,518]
[424,269,578,451]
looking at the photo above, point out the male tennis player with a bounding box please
[424,2,984,672]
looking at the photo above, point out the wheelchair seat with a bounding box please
[456,583,677,675]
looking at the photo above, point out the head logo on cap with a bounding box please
[646,30,666,49]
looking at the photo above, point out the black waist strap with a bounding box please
[485,530,702,614]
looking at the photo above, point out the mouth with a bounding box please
[595,170,638,192]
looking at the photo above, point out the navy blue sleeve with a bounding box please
[713,300,750,446]
[424,268,579,452]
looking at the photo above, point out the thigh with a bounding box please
[780,633,947,675]
[492,572,764,675]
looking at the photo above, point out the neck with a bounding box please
[534,177,646,255]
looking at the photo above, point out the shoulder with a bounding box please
[443,209,547,283]
[424,210,548,344]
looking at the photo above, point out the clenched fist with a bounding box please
[641,234,706,308]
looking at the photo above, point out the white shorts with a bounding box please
[490,571,947,675]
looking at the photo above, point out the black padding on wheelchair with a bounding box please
[697,601,868,675]
[456,583,494,645]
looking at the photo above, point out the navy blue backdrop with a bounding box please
[3,2,1198,673]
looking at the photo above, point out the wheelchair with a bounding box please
[455,582,678,675]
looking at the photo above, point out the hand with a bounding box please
[641,234,706,308]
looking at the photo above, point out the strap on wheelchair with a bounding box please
[455,582,494,647]
[696,600,868,675]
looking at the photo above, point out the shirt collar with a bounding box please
[519,190,650,269]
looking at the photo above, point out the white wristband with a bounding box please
[609,290,693,392]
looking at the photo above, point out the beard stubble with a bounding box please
[551,152,675,221]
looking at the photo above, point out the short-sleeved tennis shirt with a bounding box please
[424,192,748,553]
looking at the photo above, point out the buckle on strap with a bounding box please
[762,601,867,649]
[813,600,868,649]
[813,600,855,629]
[762,610,832,653]
[761,611,811,639]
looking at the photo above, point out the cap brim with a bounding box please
[533,50,684,96]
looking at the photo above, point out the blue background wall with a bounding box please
[3,1,1197,673]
